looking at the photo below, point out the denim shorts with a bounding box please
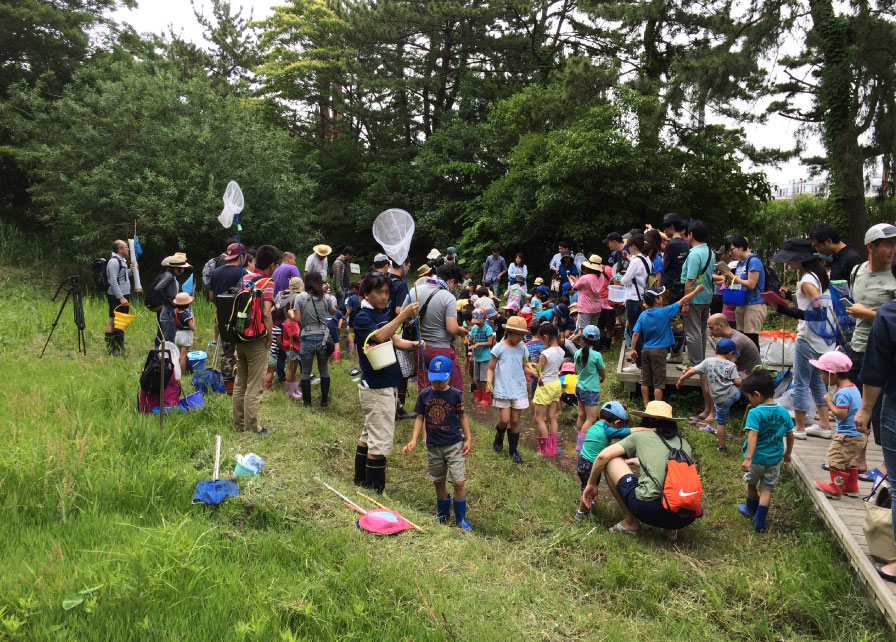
[299,334,326,358]
[616,473,696,530]
[714,389,741,425]
[576,385,601,407]
[576,455,600,491]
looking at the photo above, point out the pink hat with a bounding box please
[560,362,576,374]
[808,351,853,373]
[502,301,520,312]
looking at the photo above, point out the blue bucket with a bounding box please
[187,350,207,372]
[179,391,205,411]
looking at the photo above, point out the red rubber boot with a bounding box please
[814,469,845,500]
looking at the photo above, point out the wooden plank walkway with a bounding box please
[790,434,896,628]
[615,340,716,391]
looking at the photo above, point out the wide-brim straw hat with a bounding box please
[313,244,332,257]
[163,252,191,268]
[582,254,603,270]
[173,292,194,305]
[417,264,432,276]
[503,315,528,333]
[630,400,686,422]
[287,276,305,293]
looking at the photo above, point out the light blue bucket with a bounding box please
[187,350,207,372]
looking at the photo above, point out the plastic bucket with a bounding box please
[721,288,748,307]
[113,305,135,330]
[187,350,208,372]
[179,391,205,411]
[608,285,626,304]
[363,335,397,370]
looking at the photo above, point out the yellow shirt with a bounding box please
[560,373,578,394]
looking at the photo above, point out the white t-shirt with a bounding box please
[796,272,835,354]
[540,346,565,384]
[621,254,650,302]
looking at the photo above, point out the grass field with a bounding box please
[0,261,891,641]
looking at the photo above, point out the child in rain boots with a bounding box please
[467,308,494,405]
[812,352,864,500]
[403,356,473,530]
[532,323,565,456]
[738,371,794,532]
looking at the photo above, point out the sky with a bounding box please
[112,0,819,189]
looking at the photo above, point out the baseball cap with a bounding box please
[373,253,390,265]
[621,232,633,241]
[472,308,485,320]
[603,232,623,244]
[427,355,453,381]
[582,325,600,341]
[601,401,627,421]
[224,243,246,261]
[661,212,683,227]
[865,223,896,245]
[715,338,740,356]
[536,285,550,296]
[446,246,457,255]
[642,286,666,307]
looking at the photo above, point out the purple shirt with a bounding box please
[272,263,301,296]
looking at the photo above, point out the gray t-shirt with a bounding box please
[728,329,761,376]
[292,292,336,337]
[850,262,896,353]
[695,357,740,404]
[406,282,457,349]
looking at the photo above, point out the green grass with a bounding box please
[0,263,891,641]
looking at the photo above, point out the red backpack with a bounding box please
[641,435,703,518]
[216,275,272,343]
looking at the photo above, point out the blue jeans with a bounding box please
[625,300,643,357]
[714,389,741,425]
[792,338,828,413]
[299,334,330,381]
[881,393,896,552]
[276,349,287,382]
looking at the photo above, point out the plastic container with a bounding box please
[113,305,135,330]
[179,391,205,411]
[187,350,208,372]
[608,285,626,304]
[363,333,397,370]
[721,287,748,307]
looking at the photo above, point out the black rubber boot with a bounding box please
[354,445,368,486]
[493,427,507,452]
[105,332,115,355]
[365,458,386,494]
[301,379,312,407]
[113,330,125,356]
[320,377,330,407]
[508,432,523,463]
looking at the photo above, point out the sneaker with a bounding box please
[666,352,683,363]
[311,377,321,385]
[256,428,275,435]
[349,367,361,376]
[805,424,832,439]
[622,364,640,374]
[792,430,808,440]
[575,511,590,521]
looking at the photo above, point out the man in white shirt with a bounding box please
[305,244,331,282]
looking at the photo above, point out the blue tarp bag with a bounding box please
[192,480,239,505]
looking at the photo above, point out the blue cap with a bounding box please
[472,308,485,319]
[582,325,600,341]
[536,285,550,296]
[447,246,457,255]
[428,355,453,381]
[715,338,740,356]
[601,401,627,421]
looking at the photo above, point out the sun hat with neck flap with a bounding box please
[770,238,815,264]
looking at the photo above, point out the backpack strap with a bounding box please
[849,262,865,292]
[632,255,651,303]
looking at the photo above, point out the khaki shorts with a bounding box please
[826,433,867,470]
[735,303,768,335]
[533,379,562,406]
[743,462,782,490]
[427,441,467,482]
[640,347,668,390]
[358,386,398,456]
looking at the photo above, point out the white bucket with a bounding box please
[364,338,397,370]
[608,285,626,304]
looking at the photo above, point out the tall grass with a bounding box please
[0,265,890,640]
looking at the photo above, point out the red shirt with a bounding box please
[249,268,275,302]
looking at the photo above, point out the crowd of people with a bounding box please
[102,217,896,570]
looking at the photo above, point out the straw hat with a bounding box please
[287,276,305,293]
[173,292,194,305]
[503,316,528,333]
[163,252,191,268]
[417,264,432,277]
[630,400,686,422]
[582,254,603,270]
[568,302,578,314]
[313,244,332,257]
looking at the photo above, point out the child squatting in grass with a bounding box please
[402,356,473,531]
[738,370,795,532]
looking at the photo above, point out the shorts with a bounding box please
[108,294,130,318]
[533,379,563,406]
[493,397,529,410]
[472,360,490,381]
[714,390,741,425]
[576,385,601,407]
[735,303,768,335]
[268,353,277,368]
[358,386,398,456]
[743,462,782,490]
[616,473,696,530]
[287,349,302,362]
[576,312,596,332]
[640,347,668,390]
[427,442,467,482]
[174,329,194,348]
[576,455,600,491]
[826,433,867,470]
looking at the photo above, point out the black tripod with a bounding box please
[40,276,87,358]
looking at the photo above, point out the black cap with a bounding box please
[662,212,683,226]
[603,232,623,244]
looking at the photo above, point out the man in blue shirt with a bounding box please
[482,246,507,296]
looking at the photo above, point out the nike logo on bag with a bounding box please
[679,490,699,497]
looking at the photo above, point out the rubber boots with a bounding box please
[493,427,506,452]
[105,332,115,356]
[480,391,491,406]
[112,330,125,356]
[320,377,330,407]
[453,497,473,531]
[537,437,548,456]
[436,496,452,524]
[474,389,482,404]
[814,469,846,499]
[843,466,860,497]
[301,379,312,407]
[547,433,558,456]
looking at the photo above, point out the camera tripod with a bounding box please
[40,276,87,358]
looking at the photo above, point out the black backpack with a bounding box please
[144,273,170,312]
[762,261,781,296]
[92,258,109,292]
[139,349,174,394]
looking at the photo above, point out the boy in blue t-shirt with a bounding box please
[810,351,864,500]
[738,371,794,532]
[403,356,473,530]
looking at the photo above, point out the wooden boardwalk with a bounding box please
[790,434,896,628]
[615,339,716,391]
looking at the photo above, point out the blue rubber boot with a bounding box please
[436,496,452,524]
[453,498,473,531]
[738,496,759,518]
[753,505,769,532]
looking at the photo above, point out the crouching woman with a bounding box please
[582,400,699,540]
